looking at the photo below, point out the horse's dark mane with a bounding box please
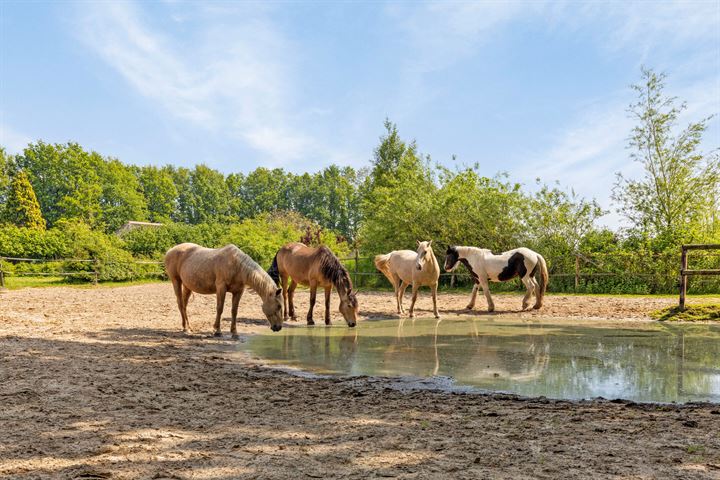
[318,246,354,301]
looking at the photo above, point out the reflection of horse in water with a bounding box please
[281,329,359,372]
[382,319,550,381]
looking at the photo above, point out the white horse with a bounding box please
[444,246,548,312]
[374,240,440,318]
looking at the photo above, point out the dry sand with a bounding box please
[1,283,719,479]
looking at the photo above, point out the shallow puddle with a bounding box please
[241,317,720,403]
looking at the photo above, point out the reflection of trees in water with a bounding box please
[253,322,720,402]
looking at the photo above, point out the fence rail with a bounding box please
[1,249,719,295]
[679,244,720,309]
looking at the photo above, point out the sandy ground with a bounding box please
[1,283,719,479]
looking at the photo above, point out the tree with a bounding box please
[4,170,46,230]
[137,165,178,223]
[97,158,148,232]
[613,68,720,246]
[15,142,102,227]
[360,122,437,252]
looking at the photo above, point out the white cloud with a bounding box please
[75,1,340,165]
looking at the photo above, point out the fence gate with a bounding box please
[679,244,720,310]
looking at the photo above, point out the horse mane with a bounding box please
[317,246,355,302]
[231,246,277,298]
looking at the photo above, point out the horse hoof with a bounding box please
[465,305,474,310]
[231,334,239,340]
[533,304,542,310]
[325,320,331,326]
[213,331,222,337]
[434,314,440,319]
[307,320,315,326]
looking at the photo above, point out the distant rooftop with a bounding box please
[116,221,164,235]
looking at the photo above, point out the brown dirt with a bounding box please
[1,283,719,479]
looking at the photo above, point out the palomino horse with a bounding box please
[268,243,359,327]
[165,243,284,336]
[374,240,440,318]
[444,246,548,312]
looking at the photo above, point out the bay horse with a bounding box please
[374,240,440,318]
[444,246,548,312]
[267,242,359,327]
[165,243,284,337]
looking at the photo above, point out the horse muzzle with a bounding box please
[347,322,356,328]
[271,324,283,332]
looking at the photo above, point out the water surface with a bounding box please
[241,317,720,403]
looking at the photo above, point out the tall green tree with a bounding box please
[613,68,720,246]
[0,147,12,208]
[360,122,437,252]
[137,165,178,223]
[4,170,46,230]
[97,158,148,232]
[15,142,102,227]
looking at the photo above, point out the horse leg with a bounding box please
[171,278,185,331]
[521,276,533,310]
[281,274,289,320]
[530,278,542,309]
[181,285,193,333]
[307,282,317,325]
[466,283,479,310]
[480,278,495,312]
[324,285,332,325]
[397,280,409,314]
[288,279,298,321]
[408,283,420,318]
[230,287,244,340]
[213,286,227,337]
[431,283,440,319]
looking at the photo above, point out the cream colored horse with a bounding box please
[165,243,284,337]
[374,240,440,318]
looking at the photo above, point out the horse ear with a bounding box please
[275,288,282,296]
[416,240,420,247]
[427,240,432,246]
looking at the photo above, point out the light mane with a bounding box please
[457,246,491,258]
[231,247,277,299]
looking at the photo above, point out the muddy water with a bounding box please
[241,317,720,403]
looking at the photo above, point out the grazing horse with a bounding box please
[374,240,440,318]
[267,243,359,327]
[444,246,548,312]
[165,243,284,336]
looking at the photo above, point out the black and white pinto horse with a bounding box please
[444,246,548,312]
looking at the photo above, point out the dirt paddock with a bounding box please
[1,283,719,479]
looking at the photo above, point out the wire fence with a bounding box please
[1,250,719,295]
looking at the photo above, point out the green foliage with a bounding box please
[652,305,720,322]
[3,170,46,230]
[613,67,720,248]
[137,165,178,223]
[0,224,68,258]
[97,158,148,232]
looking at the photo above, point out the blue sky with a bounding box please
[1,1,718,227]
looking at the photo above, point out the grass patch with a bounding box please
[651,304,720,322]
[2,276,164,290]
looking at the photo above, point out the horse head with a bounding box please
[262,288,284,331]
[444,246,460,272]
[415,240,434,271]
[339,285,359,328]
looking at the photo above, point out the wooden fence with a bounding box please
[679,244,720,309]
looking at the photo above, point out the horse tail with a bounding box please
[267,253,280,286]
[374,253,397,289]
[534,253,548,309]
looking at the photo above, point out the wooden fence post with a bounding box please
[354,250,359,287]
[0,257,5,289]
[574,254,580,292]
[93,259,99,286]
[679,246,688,310]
